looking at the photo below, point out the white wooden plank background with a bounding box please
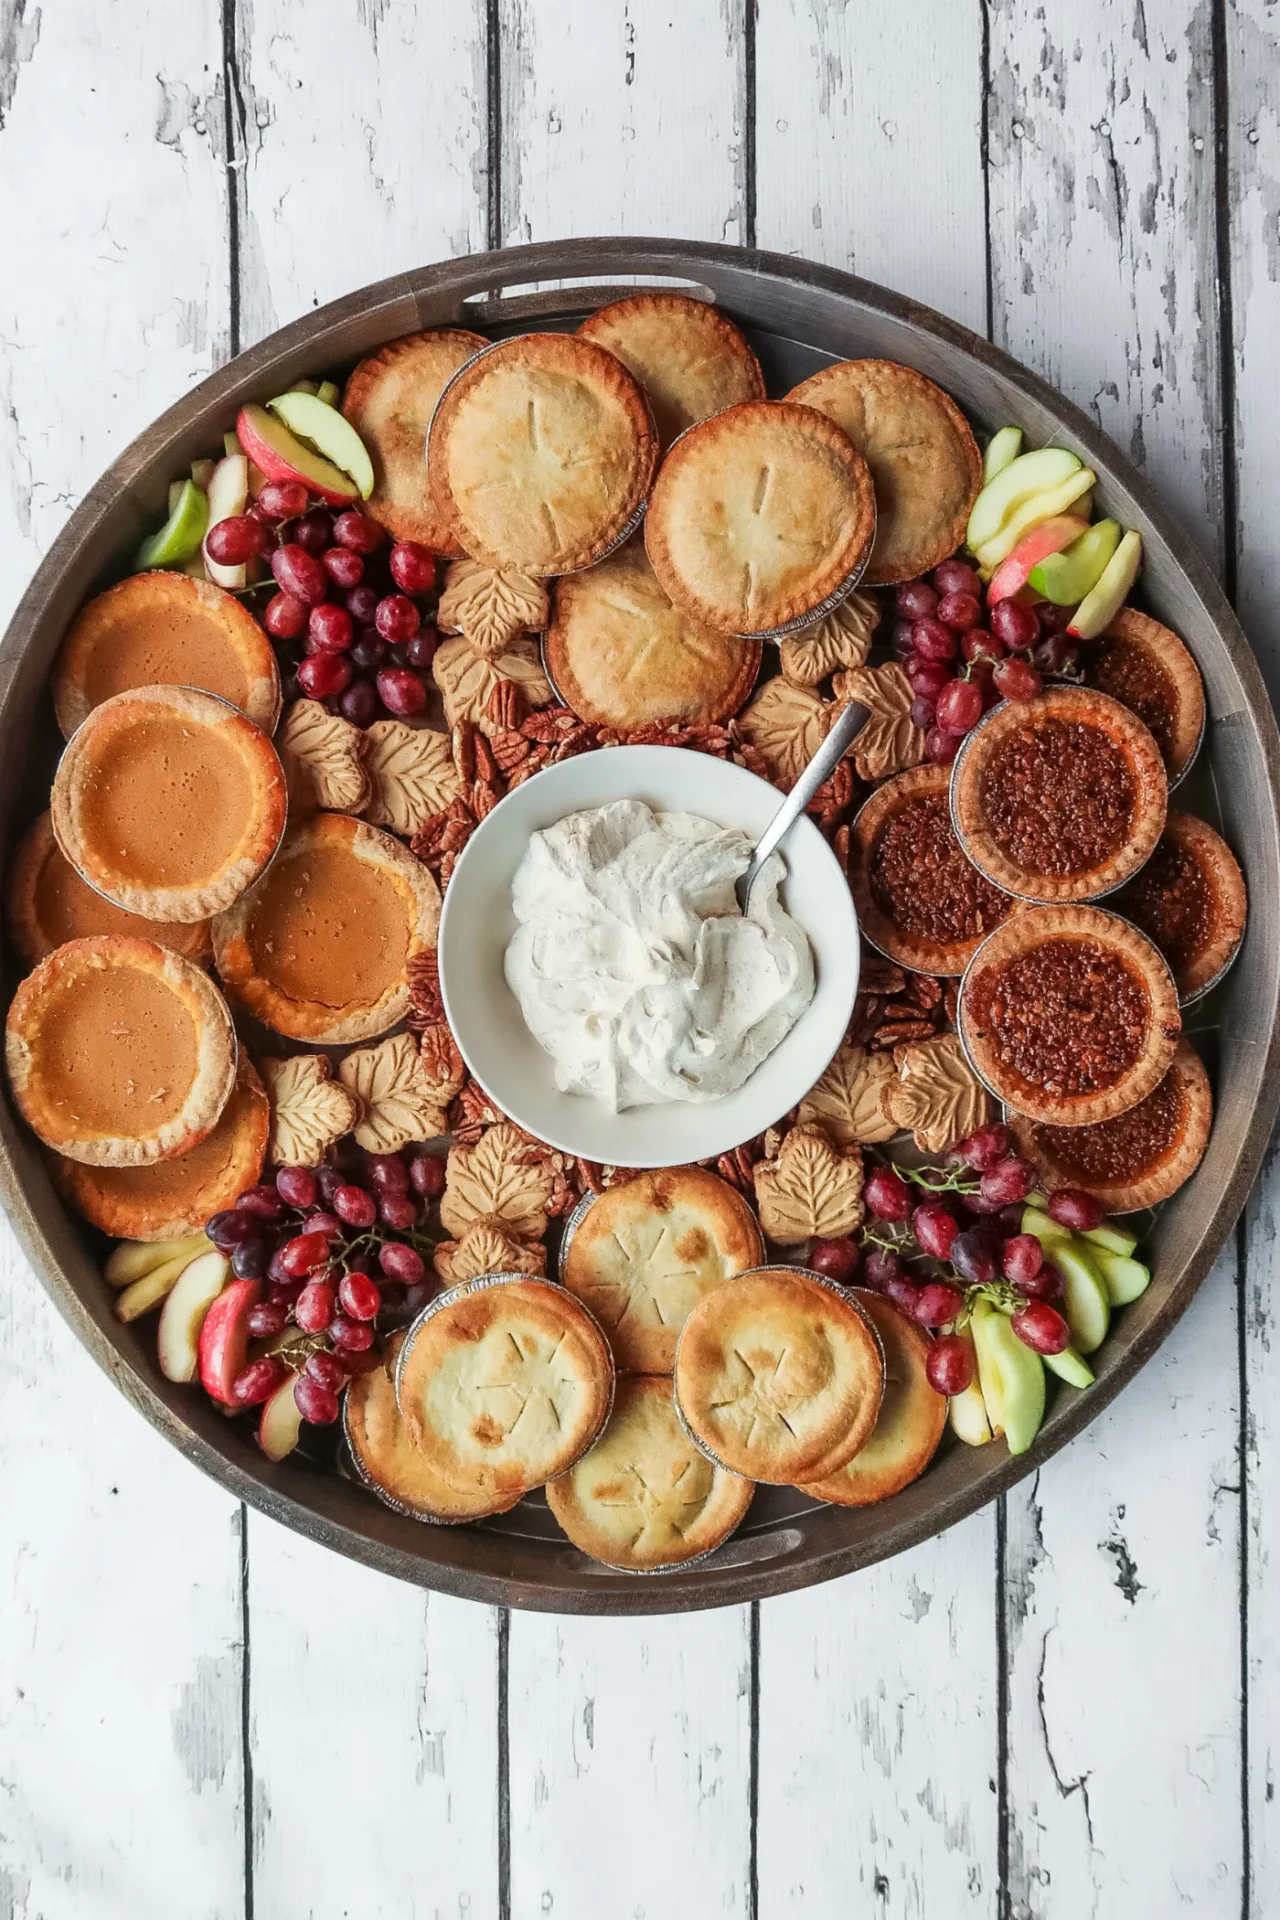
[0,3,1275,1915]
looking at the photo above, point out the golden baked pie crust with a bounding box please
[799,1291,946,1505]
[6,811,212,969]
[342,328,488,554]
[1088,607,1206,785]
[1115,809,1247,1001]
[578,293,765,450]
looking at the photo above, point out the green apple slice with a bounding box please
[1028,517,1122,604]
[1082,1221,1139,1257]
[203,451,250,589]
[1092,1249,1152,1306]
[1021,1205,1069,1246]
[316,379,340,408]
[1022,1203,1138,1259]
[966,446,1083,552]
[1067,528,1143,638]
[1051,1243,1111,1353]
[133,478,209,571]
[973,466,1098,570]
[1044,1345,1095,1389]
[982,425,1023,485]
[947,1326,993,1444]
[268,390,375,499]
[971,1300,1046,1455]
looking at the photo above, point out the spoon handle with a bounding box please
[740,696,869,901]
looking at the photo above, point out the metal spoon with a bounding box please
[735,695,870,914]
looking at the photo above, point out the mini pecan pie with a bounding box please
[957,904,1181,1126]
[546,537,761,730]
[1113,810,1247,1002]
[547,1374,754,1572]
[426,333,658,575]
[341,328,488,554]
[645,400,877,637]
[1083,608,1205,786]
[212,812,440,1044]
[578,293,765,451]
[951,686,1167,903]
[799,1290,946,1507]
[53,572,280,738]
[6,811,212,968]
[849,765,1013,974]
[787,359,982,585]
[52,1051,267,1238]
[5,934,237,1165]
[1011,1038,1212,1212]
[51,686,287,924]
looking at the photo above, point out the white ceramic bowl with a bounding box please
[437,745,859,1166]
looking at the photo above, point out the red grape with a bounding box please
[925,725,962,765]
[962,627,1003,662]
[264,592,307,640]
[865,1166,912,1222]
[989,598,1040,651]
[914,1281,965,1327]
[951,1229,998,1284]
[375,593,421,643]
[913,1201,959,1261]
[367,1152,410,1193]
[912,617,958,663]
[379,1193,418,1229]
[338,1271,382,1322]
[884,1274,924,1318]
[376,667,427,717]
[1001,1234,1044,1285]
[1046,1188,1105,1231]
[896,580,939,621]
[339,681,378,727]
[910,694,938,730]
[206,514,266,566]
[390,541,437,594]
[294,1279,336,1332]
[349,633,386,672]
[933,559,981,598]
[862,1247,903,1290]
[272,543,328,605]
[1015,1260,1064,1302]
[236,1183,285,1222]
[935,678,983,733]
[1012,1301,1070,1355]
[247,1301,290,1338]
[980,1156,1035,1207]
[330,1183,375,1229]
[333,510,383,554]
[297,652,353,700]
[380,1241,426,1284]
[926,1333,976,1395]
[293,1374,341,1425]
[406,631,439,672]
[322,545,364,590]
[905,655,951,699]
[992,656,1043,702]
[303,1210,344,1239]
[936,590,981,632]
[207,1208,261,1250]
[308,602,354,653]
[409,1154,446,1199]
[329,1315,375,1353]
[956,1124,1011,1171]
[305,1349,348,1393]
[890,618,916,655]
[808,1237,860,1284]
[231,1357,289,1407]
[257,479,309,522]
[231,1241,267,1280]
[346,584,380,623]
[280,1232,331,1278]
[293,508,334,555]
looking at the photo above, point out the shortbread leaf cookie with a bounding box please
[796,1043,899,1148]
[360,720,462,837]
[339,1032,451,1154]
[752,1125,865,1244]
[341,328,488,553]
[440,1123,554,1243]
[432,634,554,735]
[578,292,766,449]
[881,1033,991,1154]
[276,699,371,816]
[778,591,879,687]
[832,662,926,783]
[260,1053,362,1168]
[733,678,834,790]
[434,1222,548,1288]
[437,559,550,661]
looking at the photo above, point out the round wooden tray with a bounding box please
[2,238,1277,1615]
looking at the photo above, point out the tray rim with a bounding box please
[2,234,1278,1616]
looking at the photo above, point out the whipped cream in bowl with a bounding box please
[438,746,859,1168]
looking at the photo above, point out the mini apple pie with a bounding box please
[212,812,440,1044]
[6,811,212,969]
[673,1266,884,1484]
[798,1290,946,1506]
[547,1374,754,1572]
[395,1276,615,1500]
[341,327,488,553]
[562,1166,764,1372]
[427,332,658,575]
[787,358,982,585]
[578,293,765,450]
[645,400,876,636]
[545,538,760,730]
[5,934,237,1165]
[51,685,287,923]
[53,571,280,738]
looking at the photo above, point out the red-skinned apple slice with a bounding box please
[198,1276,262,1404]
[235,403,359,507]
[986,515,1091,604]
[259,1375,304,1461]
[158,1250,231,1382]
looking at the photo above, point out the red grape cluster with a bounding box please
[204,1145,447,1427]
[806,1125,1107,1399]
[892,557,1082,766]
[206,482,440,727]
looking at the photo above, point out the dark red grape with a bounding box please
[297,651,353,700]
[376,667,427,717]
[910,694,938,730]
[957,1123,1011,1171]
[934,559,981,599]
[303,1210,343,1240]
[808,1237,860,1284]
[279,1232,331,1278]
[926,1333,975,1395]
[884,1274,924,1318]
[865,1167,912,1222]
[951,1230,998,1285]
[380,1241,426,1284]
[962,627,1003,662]
[1015,1260,1064,1302]
[993,656,1043,702]
[207,1208,260,1250]
[294,1279,336,1332]
[206,514,266,566]
[936,678,983,733]
[406,630,439,672]
[236,1183,285,1222]
[1012,1301,1070,1355]
[305,1349,348,1393]
[1046,1188,1105,1231]
[349,634,386,673]
[989,597,1040,651]
[247,1301,290,1338]
[375,593,421,642]
[409,1154,446,1199]
[914,1281,965,1327]
[331,1183,375,1229]
[293,1374,341,1425]
[1001,1234,1044,1285]
[257,479,309,522]
[862,1247,903,1290]
[338,1271,382,1322]
[339,681,378,727]
[896,580,939,621]
[293,507,334,555]
[379,1193,418,1230]
[322,545,364,591]
[390,541,437,594]
[913,1201,959,1261]
[925,725,962,765]
[936,590,981,632]
[316,1166,345,1205]
[912,617,959,663]
[231,1241,266,1280]
[329,1315,375,1353]
[980,1157,1035,1207]
[890,617,916,655]
[264,591,307,640]
[272,543,328,605]
[905,655,951,699]
[231,1357,289,1407]
[333,510,383,554]
[367,1152,410,1193]
[309,602,354,653]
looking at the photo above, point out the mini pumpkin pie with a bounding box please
[561,1166,765,1372]
[672,1266,884,1485]
[798,1290,946,1506]
[51,685,286,924]
[53,571,280,739]
[6,811,212,968]
[51,1050,267,1239]
[1083,608,1205,786]
[426,332,657,575]
[212,812,440,1044]
[341,327,488,553]
[1010,1038,1212,1213]
[645,400,876,637]
[544,537,760,730]
[578,293,765,451]
[849,764,1013,974]
[395,1276,615,1500]
[951,686,1167,903]
[5,934,237,1165]
[957,904,1181,1126]
[546,1374,754,1572]
[787,359,982,585]
[1113,811,1247,1002]
[345,1332,523,1524]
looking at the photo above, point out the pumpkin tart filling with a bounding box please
[1084,607,1205,785]
[6,811,211,968]
[5,934,237,1165]
[1114,811,1247,1002]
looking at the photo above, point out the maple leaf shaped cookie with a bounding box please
[276,700,370,815]
[734,678,833,789]
[260,1054,362,1167]
[753,1125,865,1244]
[440,1122,553,1242]
[432,635,554,736]
[882,1033,992,1154]
[437,559,550,660]
[339,1032,450,1154]
[360,720,461,837]
[832,662,927,782]
[779,591,879,688]
[433,1222,548,1287]
[797,1043,899,1149]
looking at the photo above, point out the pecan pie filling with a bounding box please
[1119,838,1215,975]
[870,795,1009,948]
[1029,1072,1184,1185]
[1089,635,1178,763]
[974,937,1149,1096]
[979,718,1136,878]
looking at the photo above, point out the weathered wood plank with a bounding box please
[0,6,245,1914]
[988,6,1242,1911]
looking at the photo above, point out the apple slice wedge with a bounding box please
[203,452,249,589]
[259,1374,305,1462]
[158,1250,231,1383]
[104,1231,211,1287]
[236,402,360,507]
[198,1277,262,1405]
[267,391,375,500]
[986,514,1091,604]
[1067,528,1143,639]
[134,478,209,572]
